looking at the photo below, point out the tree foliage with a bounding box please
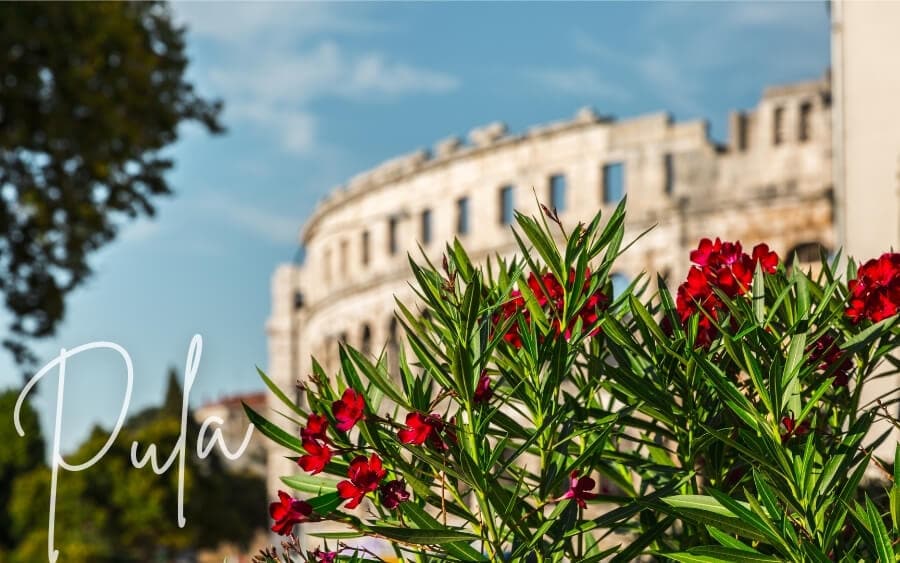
[6,374,266,562]
[0,1,223,366]
[0,390,45,554]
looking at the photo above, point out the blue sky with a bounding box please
[2,1,831,452]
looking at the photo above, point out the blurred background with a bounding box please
[0,1,897,561]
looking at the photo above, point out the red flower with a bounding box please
[311,548,337,563]
[846,253,900,324]
[398,412,449,451]
[332,388,365,431]
[752,243,779,274]
[493,290,527,348]
[301,413,329,442]
[492,269,608,347]
[559,470,597,509]
[380,479,410,509]
[807,332,853,387]
[269,490,312,535]
[298,439,332,474]
[474,374,493,404]
[337,454,386,509]
[780,415,811,443]
[676,238,779,346]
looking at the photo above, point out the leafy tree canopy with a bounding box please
[8,374,265,562]
[0,1,223,366]
[0,389,44,551]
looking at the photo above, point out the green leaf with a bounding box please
[892,444,900,533]
[752,263,766,324]
[366,525,479,545]
[663,495,769,542]
[308,491,344,516]
[781,331,807,415]
[665,547,782,563]
[865,496,894,562]
[243,402,304,454]
[280,473,340,495]
[400,502,488,560]
[256,366,304,416]
[665,495,750,517]
[309,531,364,539]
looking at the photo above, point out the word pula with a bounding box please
[13,335,254,563]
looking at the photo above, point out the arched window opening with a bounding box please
[361,323,372,356]
[788,242,828,265]
[387,317,400,376]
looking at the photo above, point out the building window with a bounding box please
[456,196,469,235]
[798,101,812,142]
[360,323,371,355]
[664,154,674,195]
[388,216,398,255]
[773,106,785,145]
[361,230,370,266]
[323,247,332,284]
[602,163,625,204]
[339,239,348,275]
[736,112,749,151]
[789,241,827,264]
[387,316,399,375]
[499,185,514,225]
[421,208,432,245]
[549,174,566,211]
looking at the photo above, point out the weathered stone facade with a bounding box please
[265,76,835,493]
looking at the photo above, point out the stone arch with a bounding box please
[787,241,829,265]
[360,323,372,356]
[387,316,400,375]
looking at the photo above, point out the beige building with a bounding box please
[194,391,268,477]
[265,76,837,491]
[831,0,900,459]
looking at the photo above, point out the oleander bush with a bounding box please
[247,201,900,562]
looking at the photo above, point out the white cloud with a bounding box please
[197,194,300,245]
[208,41,458,106]
[173,2,383,43]
[118,218,162,244]
[172,4,459,156]
[566,4,828,118]
[524,67,629,102]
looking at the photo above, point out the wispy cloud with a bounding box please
[174,2,384,43]
[118,219,162,245]
[196,194,300,245]
[524,67,629,103]
[173,3,459,156]
[561,4,828,118]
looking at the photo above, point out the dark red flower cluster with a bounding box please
[494,269,609,348]
[676,239,779,346]
[780,415,810,443]
[301,413,329,441]
[297,391,365,476]
[379,479,410,509]
[298,439,332,474]
[337,454,386,509]
[269,490,313,535]
[332,388,365,431]
[806,332,852,387]
[846,252,900,324]
[398,412,451,451]
[311,549,337,563]
[474,374,493,404]
[559,471,597,509]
